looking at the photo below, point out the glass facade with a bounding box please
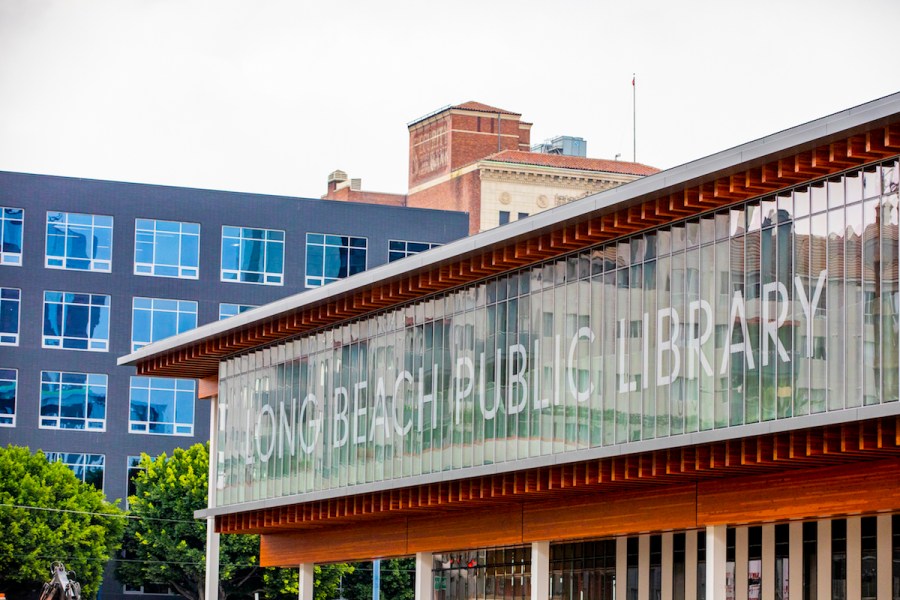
[433,546,531,600]
[45,211,113,272]
[0,368,16,426]
[131,297,198,351]
[219,303,257,320]
[134,218,200,278]
[305,233,367,287]
[389,240,441,263]
[0,287,20,345]
[221,225,284,285]
[0,206,23,266]
[39,371,107,430]
[46,452,105,490]
[42,291,111,351]
[215,162,900,505]
[129,376,195,436]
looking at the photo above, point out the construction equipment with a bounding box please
[39,563,81,600]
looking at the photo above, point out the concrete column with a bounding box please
[761,525,774,600]
[204,394,220,600]
[415,551,433,600]
[531,541,550,600]
[298,563,314,600]
[638,535,650,600]
[877,514,892,600]
[705,525,727,600]
[661,532,673,600]
[734,527,747,600]
[846,516,861,600]
[616,537,628,600]
[816,519,831,599]
[685,530,698,600]
[788,522,803,600]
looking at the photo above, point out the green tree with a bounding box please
[116,443,352,600]
[0,445,125,599]
[343,559,414,600]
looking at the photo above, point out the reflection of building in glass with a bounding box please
[124,94,900,600]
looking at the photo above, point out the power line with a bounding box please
[0,502,201,525]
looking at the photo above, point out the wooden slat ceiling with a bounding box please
[217,415,900,535]
[136,125,900,379]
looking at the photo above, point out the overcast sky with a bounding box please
[2,0,900,200]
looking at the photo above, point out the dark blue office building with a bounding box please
[0,170,469,599]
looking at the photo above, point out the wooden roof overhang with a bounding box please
[218,415,900,535]
[120,95,900,380]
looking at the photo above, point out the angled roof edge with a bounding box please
[120,91,900,370]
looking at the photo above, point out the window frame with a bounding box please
[0,368,17,427]
[45,211,113,272]
[131,297,199,352]
[133,218,200,279]
[388,239,441,263]
[45,452,105,490]
[128,376,196,436]
[0,287,21,346]
[39,370,108,431]
[42,291,111,352]
[305,232,368,287]
[218,303,257,320]
[220,225,285,286]
[0,206,24,266]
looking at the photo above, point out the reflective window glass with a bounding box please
[0,368,16,426]
[129,376,195,435]
[131,297,198,351]
[40,371,107,430]
[388,239,441,262]
[218,303,257,320]
[220,225,284,285]
[305,232,368,287]
[0,287,21,345]
[0,207,23,266]
[42,291,110,351]
[134,219,200,278]
[45,452,105,490]
[126,455,145,509]
[45,211,113,271]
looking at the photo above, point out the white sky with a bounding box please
[2,0,900,200]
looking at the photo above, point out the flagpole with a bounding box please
[632,73,636,163]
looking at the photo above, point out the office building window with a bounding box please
[0,368,16,426]
[45,452,105,490]
[39,371,107,431]
[305,233,367,287]
[219,303,257,320]
[388,240,441,262]
[499,211,510,225]
[45,211,113,272]
[221,226,284,285]
[131,297,198,351]
[518,212,529,220]
[129,376,195,436]
[0,288,21,345]
[126,455,145,509]
[134,219,200,279]
[124,583,174,595]
[0,207,23,266]
[42,291,111,351]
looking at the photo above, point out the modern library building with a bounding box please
[123,93,900,600]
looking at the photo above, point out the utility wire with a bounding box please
[0,502,201,524]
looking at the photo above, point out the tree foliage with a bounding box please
[116,443,352,600]
[0,445,124,600]
[343,559,414,600]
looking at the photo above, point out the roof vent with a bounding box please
[327,170,348,184]
[350,178,362,191]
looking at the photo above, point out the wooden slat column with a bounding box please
[706,525,727,600]
[817,520,831,598]
[204,393,220,600]
[734,527,748,600]
[638,535,650,600]
[685,531,698,600]
[661,533,674,600]
[616,537,628,600]
[761,525,775,600]
[847,517,861,599]
[788,522,803,600]
[877,514,892,599]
